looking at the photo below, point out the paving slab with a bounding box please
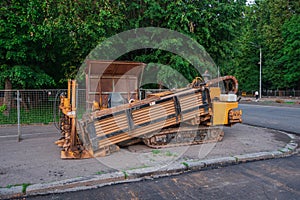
[0,123,298,199]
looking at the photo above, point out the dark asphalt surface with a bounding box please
[26,152,300,200]
[239,104,300,134]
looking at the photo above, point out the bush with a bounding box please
[0,104,6,113]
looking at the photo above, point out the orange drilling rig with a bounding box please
[55,60,242,159]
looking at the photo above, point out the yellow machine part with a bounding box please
[209,87,221,100]
[212,101,239,125]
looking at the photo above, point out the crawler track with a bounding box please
[143,126,224,148]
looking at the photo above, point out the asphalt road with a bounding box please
[239,104,300,134]
[27,152,300,200]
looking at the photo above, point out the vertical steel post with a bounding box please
[294,89,295,97]
[70,80,77,150]
[17,90,21,142]
[217,66,220,88]
[76,83,79,114]
[259,47,262,99]
[67,80,71,100]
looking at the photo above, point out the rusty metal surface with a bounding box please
[206,75,239,94]
[85,60,146,109]
[80,88,212,156]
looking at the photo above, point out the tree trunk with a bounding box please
[21,92,29,112]
[3,78,12,116]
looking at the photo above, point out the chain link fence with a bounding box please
[1,88,299,125]
[1,88,299,140]
[0,89,67,125]
[0,89,70,140]
[262,89,300,97]
[239,90,300,98]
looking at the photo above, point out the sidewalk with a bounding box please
[0,123,298,199]
[240,97,300,107]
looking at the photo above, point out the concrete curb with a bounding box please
[0,131,298,199]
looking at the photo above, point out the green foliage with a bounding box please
[0,106,57,125]
[0,65,54,89]
[151,149,161,155]
[4,183,31,193]
[226,0,300,91]
[0,104,6,113]
[0,0,124,88]
[122,170,128,179]
[165,151,177,157]
[221,4,261,92]
[2,0,298,91]
[261,0,300,90]
[122,0,246,87]
[278,15,300,88]
[136,51,202,88]
[22,183,31,193]
[181,162,189,168]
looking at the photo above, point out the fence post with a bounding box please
[293,89,295,97]
[17,90,21,142]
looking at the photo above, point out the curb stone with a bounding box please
[126,163,187,180]
[0,186,23,200]
[201,157,237,168]
[0,131,298,199]
[25,171,125,197]
[234,152,275,163]
[182,160,205,171]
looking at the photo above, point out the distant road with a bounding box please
[239,104,300,134]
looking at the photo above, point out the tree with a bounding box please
[255,0,299,90]
[121,0,246,86]
[0,65,54,89]
[279,15,300,89]
[227,0,300,92]
[0,0,56,89]
[0,0,125,89]
[222,3,262,92]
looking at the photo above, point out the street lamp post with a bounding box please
[259,47,262,99]
[250,42,262,99]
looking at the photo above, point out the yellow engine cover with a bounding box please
[212,101,239,125]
